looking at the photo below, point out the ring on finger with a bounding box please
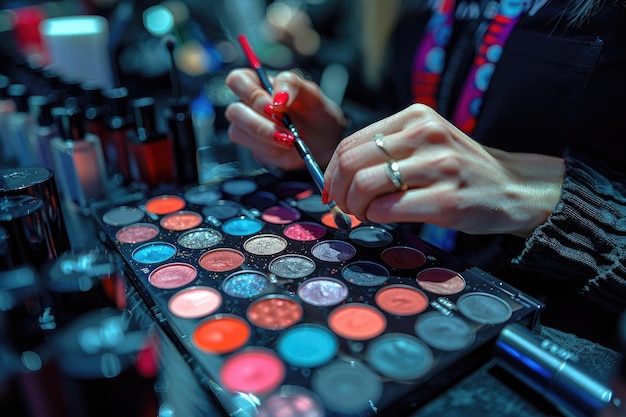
[384,159,408,192]
[373,133,393,158]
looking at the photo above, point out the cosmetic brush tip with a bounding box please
[330,204,352,230]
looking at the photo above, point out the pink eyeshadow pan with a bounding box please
[168,286,222,318]
[148,263,197,289]
[199,248,245,272]
[283,222,326,241]
[115,223,159,244]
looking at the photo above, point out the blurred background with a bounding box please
[0,1,401,416]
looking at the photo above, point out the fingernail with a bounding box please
[263,103,274,117]
[321,188,329,205]
[273,131,295,147]
[273,91,289,107]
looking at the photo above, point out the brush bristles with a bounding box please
[329,204,352,230]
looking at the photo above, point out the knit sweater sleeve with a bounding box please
[511,149,626,314]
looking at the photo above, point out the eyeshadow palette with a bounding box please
[93,173,543,417]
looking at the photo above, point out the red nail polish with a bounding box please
[273,91,289,107]
[273,131,295,147]
[263,103,274,117]
[321,188,329,205]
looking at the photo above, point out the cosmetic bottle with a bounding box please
[50,106,107,208]
[166,97,199,184]
[163,36,199,185]
[128,97,175,188]
[82,82,108,146]
[0,75,17,163]
[101,87,134,184]
[0,166,71,255]
[6,83,37,167]
[29,97,60,170]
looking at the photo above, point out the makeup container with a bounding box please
[0,166,71,256]
[0,195,56,270]
[82,82,108,150]
[0,75,17,163]
[101,86,134,183]
[28,95,60,170]
[166,97,199,185]
[50,106,107,208]
[6,83,37,167]
[494,323,612,417]
[93,171,544,417]
[128,97,175,188]
[39,15,115,89]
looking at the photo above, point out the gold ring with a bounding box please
[373,133,392,158]
[385,159,408,191]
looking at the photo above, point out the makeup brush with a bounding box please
[237,34,352,231]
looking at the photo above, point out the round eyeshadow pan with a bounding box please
[247,295,303,330]
[416,267,466,295]
[202,200,242,220]
[220,348,285,396]
[132,242,177,264]
[160,211,203,231]
[116,223,159,244]
[261,205,301,224]
[365,333,434,380]
[311,360,383,414]
[168,286,222,319]
[148,262,197,289]
[414,313,476,351]
[221,178,258,196]
[144,195,186,215]
[268,254,316,279]
[381,246,427,269]
[192,314,250,354]
[341,261,389,286]
[177,228,223,249]
[221,217,264,236]
[349,225,393,247]
[310,240,356,263]
[183,185,222,205]
[275,181,313,200]
[328,303,387,341]
[102,206,144,226]
[457,292,513,324]
[297,277,349,307]
[222,270,270,298]
[243,234,288,256]
[277,324,339,368]
[257,386,324,417]
[199,248,245,272]
[283,221,326,241]
[375,285,429,316]
[321,211,361,229]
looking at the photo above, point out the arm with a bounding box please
[511,148,626,314]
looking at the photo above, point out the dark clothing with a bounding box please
[357,0,626,344]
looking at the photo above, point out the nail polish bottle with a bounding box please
[128,97,175,188]
[6,83,37,167]
[28,96,60,170]
[50,106,107,207]
[82,82,108,146]
[163,36,198,185]
[0,75,17,163]
[101,87,134,184]
[166,97,198,185]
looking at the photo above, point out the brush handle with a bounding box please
[238,34,323,191]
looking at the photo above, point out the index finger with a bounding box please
[225,68,272,114]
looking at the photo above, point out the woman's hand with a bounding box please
[225,68,348,170]
[324,104,565,238]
